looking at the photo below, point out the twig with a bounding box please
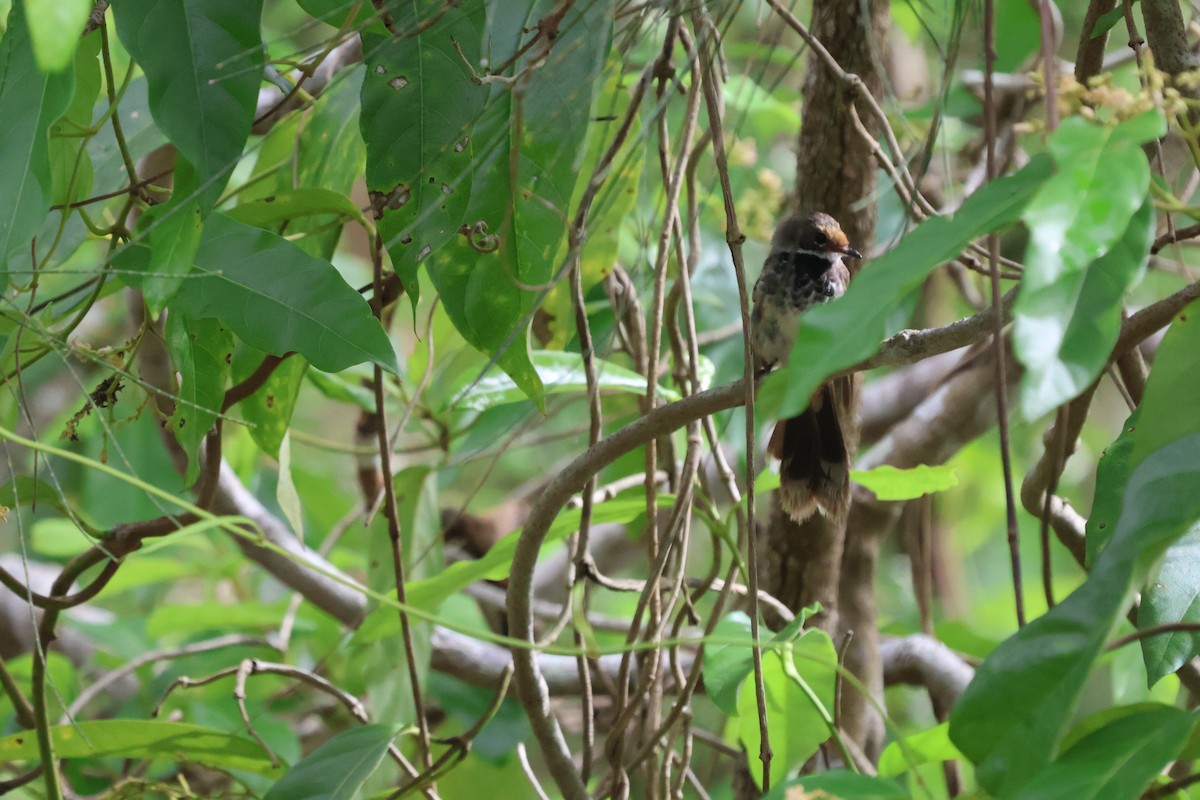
[517,742,553,800]
[985,0,1026,629]
[1106,622,1200,651]
[369,232,432,770]
[66,634,274,720]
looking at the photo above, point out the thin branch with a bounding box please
[986,0,1026,628]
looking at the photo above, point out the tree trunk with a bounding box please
[757,0,891,767]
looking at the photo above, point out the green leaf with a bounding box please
[702,608,821,717]
[757,153,1053,421]
[994,0,1042,71]
[118,214,397,373]
[146,600,294,639]
[360,1,487,309]
[1015,114,1161,419]
[264,724,396,800]
[1139,521,1200,684]
[22,0,92,72]
[1017,706,1194,799]
[234,354,308,458]
[1085,408,1139,565]
[436,0,614,410]
[377,0,614,407]
[449,350,678,413]
[167,314,233,487]
[139,190,205,312]
[286,63,365,259]
[950,304,1200,797]
[296,0,374,30]
[1091,1,1138,39]
[877,722,963,777]
[764,772,908,800]
[0,1,75,283]
[850,464,958,501]
[355,492,668,643]
[538,60,643,348]
[226,188,368,230]
[737,629,837,790]
[31,517,94,557]
[0,720,283,778]
[703,613,756,716]
[112,0,264,209]
[48,33,100,207]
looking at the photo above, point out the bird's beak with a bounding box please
[841,246,863,260]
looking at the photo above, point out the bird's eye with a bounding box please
[813,230,828,247]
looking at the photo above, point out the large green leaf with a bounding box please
[167,313,233,487]
[950,304,1200,797]
[702,608,818,717]
[0,720,283,778]
[1134,305,1200,683]
[1084,408,1140,565]
[1016,706,1195,799]
[448,350,679,413]
[47,33,100,207]
[757,154,1053,421]
[850,464,958,501]
[362,0,613,406]
[233,352,308,458]
[360,1,488,308]
[23,0,92,72]
[1139,521,1200,684]
[538,60,643,347]
[137,189,205,312]
[877,722,963,778]
[113,0,264,307]
[118,213,397,374]
[1014,114,1161,419]
[112,0,263,209]
[736,628,838,790]
[263,724,396,800]
[0,1,74,282]
[429,0,614,408]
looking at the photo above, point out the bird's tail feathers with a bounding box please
[770,383,851,524]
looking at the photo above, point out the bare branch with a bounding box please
[881,635,975,711]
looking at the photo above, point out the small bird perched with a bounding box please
[751,212,862,524]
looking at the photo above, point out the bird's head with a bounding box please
[772,212,863,261]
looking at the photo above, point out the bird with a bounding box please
[751,212,862,524]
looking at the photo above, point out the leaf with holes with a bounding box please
[233,353,308,458]
[167,313,233,487]
[360,1,487,309]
